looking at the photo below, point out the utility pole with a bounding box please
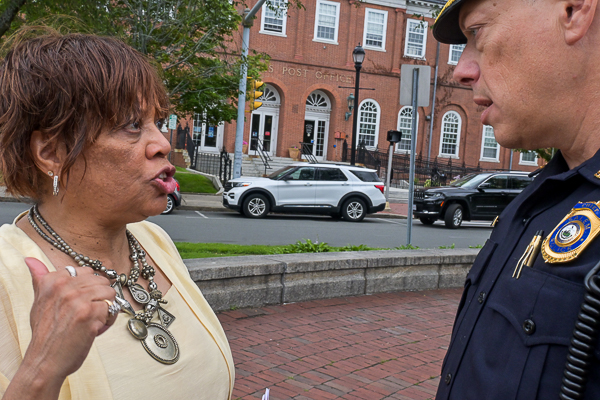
[233,0,267,179]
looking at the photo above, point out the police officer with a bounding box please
[433,0,600,398]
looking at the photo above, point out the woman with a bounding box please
[0,31,234,399]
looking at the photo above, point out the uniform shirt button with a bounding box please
[445,372,452,385]
[478,292,486,304]
[522,319,536,335]
[522,218,528,224]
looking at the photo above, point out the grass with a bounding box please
[174,240,471,259]
[174,166,217,194]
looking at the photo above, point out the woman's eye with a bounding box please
[127,121,141,131]
[155,119,165,130]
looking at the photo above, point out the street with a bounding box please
[0,202,491,248]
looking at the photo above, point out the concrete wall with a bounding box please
[185,249,478,311]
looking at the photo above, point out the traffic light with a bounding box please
[248,79,264,111]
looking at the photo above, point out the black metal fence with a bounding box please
[190,149,232,183]
[356,144,487,188]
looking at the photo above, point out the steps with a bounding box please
[241,155,300,177]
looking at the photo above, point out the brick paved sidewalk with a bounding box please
[218,288,462,400]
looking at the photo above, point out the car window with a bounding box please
[450,173,490,188]
[286,167,316,180]
[350,170,381,182]
[509,175,532,189]
[484,175,508,189]
[268,166,297,180]
[317,168,348,181]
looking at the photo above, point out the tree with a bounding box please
[0,0,305,125]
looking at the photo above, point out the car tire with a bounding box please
[444,204,463,229]
[341,198,367,222]
[242,194,270,218]
[162,195,175,215]
[419,217,436,225]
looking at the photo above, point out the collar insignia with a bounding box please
[542,201,600,263]
[594,171,600,179]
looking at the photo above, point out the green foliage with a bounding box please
[279,239,332,253]
[339,244,373,252]
[1,0,276,125]
[514,148,555,163]
[438,243,456,249]
[469,244,483,249]
[394,244,420,250]
[173,171,217,194]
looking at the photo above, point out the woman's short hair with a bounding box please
[0,31,170,198]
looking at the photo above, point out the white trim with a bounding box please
[448,44,465,65]
[363,8,388,52]
[395,106,419,153]
[357,99,381,150]
[438,111,462,158]
[260,0,287,37]
[479,125,500,162]
[192,113,224,153]
[519,151,539,166]
[313,0,341,45]
[404,19,428,59]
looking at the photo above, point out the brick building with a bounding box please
[185,0,541,172]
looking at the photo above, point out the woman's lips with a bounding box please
[153,175,177,193]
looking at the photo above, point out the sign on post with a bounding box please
[168,114,178,130]
[400,65,431,106]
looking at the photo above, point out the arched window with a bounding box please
[257,84,281,108]
[358,100,380,149]
[439,111,461,157]
[396,106,418,152]
[480,125,500,162]
[305,90,331,112]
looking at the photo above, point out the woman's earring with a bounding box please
[52,175,59,196]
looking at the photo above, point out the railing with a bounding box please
[299,142,318,164]
[250,138,272,176]
[190,149,232,184]
[357,145,487,188]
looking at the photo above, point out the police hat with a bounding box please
[433,0,468,44]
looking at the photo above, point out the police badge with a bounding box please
[542,201,600,263]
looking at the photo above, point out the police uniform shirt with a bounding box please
[436,149,600,400]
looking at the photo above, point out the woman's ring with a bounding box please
[65,266,77,277]
[103,299,121,317]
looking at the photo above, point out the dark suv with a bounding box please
[413,171,533,228]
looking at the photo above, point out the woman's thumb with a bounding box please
[25,257,49,286]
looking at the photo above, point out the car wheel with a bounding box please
[162,195,175,215]
[444,204,463,229]
[342,198,367,222]
[242,194,270,218]
[419,217,436,225]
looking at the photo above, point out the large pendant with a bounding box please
[129,283,151,304]
[142,323,180,364]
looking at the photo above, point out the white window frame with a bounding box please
[404,19,428,59]
[480,125,500,162]
[357,99,381,150]
[395,106,419,153]
[313,0,341,45]
[448,44,465,65]
[260,0,287,37]
[438,111,462,158]
[519,151,539,166]
[363,8,388,52]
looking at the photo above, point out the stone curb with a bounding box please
[185,249,477,311]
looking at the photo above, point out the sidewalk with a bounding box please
[219,288,461,400]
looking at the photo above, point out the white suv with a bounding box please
[223,163,386,222]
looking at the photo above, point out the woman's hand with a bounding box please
[3,258,118,400]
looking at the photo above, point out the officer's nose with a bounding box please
[453,45,479,87]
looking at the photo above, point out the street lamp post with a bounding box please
[350,44,365,166]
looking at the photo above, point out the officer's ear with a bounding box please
[560,0,598,45]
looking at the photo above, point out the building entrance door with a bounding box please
[192,114,223,153]
[304,91,331,161]
[249,113,276,156]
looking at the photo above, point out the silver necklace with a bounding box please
[28,205,179,364]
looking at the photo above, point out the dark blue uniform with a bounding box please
[436,150,600,400]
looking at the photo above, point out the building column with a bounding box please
[391,9,405,74]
